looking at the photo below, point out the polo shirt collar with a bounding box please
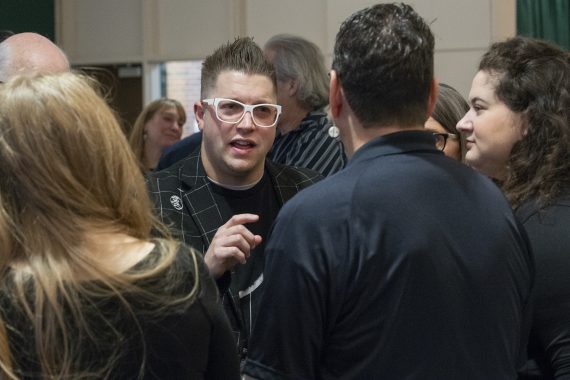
[349,130,439,166]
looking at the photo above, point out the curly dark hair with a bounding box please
[478,37,570,208]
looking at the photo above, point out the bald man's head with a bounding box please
[0,32,70,82]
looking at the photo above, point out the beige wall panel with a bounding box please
[434,49,487,97]
[325,0,379,52]
[325,0,495,52]
[56,0,515,105]
[149,0,234,61]
[246,0,327,49]
[413,0,492,50]
[59,0,143,64]
[492,0,517,41]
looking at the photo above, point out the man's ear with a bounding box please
[427,79,439,118]
[288,78,299,97]
[194,102,205,131]
[329,70,343,118]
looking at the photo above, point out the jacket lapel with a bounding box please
[178,152,231,247]
[266,159,299,206]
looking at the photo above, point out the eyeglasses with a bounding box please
[432,132,459,151]
[202,98,281,128]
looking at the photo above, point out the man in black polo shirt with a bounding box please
[244,4,534,379]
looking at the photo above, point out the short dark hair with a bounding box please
[332,3,434,128]
[479,37,570,208]
[201,37,276,98]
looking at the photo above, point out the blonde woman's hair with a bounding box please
[129,98,186,170]
[0,73,198,379]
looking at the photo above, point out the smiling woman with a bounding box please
[129,98,186,172]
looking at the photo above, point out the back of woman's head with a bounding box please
[0,73,154,256]
[0,73,189,379]
[479,37,570,207]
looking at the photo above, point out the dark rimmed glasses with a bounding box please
[202,98,281,128]
[433,132,459,151]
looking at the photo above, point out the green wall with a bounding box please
[0,0,55,41]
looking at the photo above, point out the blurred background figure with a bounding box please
[0,73,239,379]
[0,32,69,82]
[129,98,186,172]
[425,83,469,161]
[156,130,202,171]
[0,30,14,43]
[264,34,346,176]
[457,36,570,380]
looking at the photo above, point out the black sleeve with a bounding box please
[517,202,570,379]
[243,205,327,380]
[142,245,240,380]
[203,300,240,380]
[195,251,241,380]
[215,270,231,295]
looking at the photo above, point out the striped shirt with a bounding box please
[268,111,346,176]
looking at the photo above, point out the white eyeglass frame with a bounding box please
[202,98,282,128]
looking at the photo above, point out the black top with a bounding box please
[209,171,281,347]
[517,195,570,380]
[244,131,534,380]
[1,242,240,379]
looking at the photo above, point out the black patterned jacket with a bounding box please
[146,148,322,361]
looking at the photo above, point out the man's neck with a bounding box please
[207,174,263,190]
[278,105,311,135]
[345,121,425,158]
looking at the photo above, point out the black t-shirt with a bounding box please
[209,171,280,338]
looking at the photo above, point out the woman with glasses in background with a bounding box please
[0,73,239,379]
[457,37,570,380]
[426,83,469,161]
